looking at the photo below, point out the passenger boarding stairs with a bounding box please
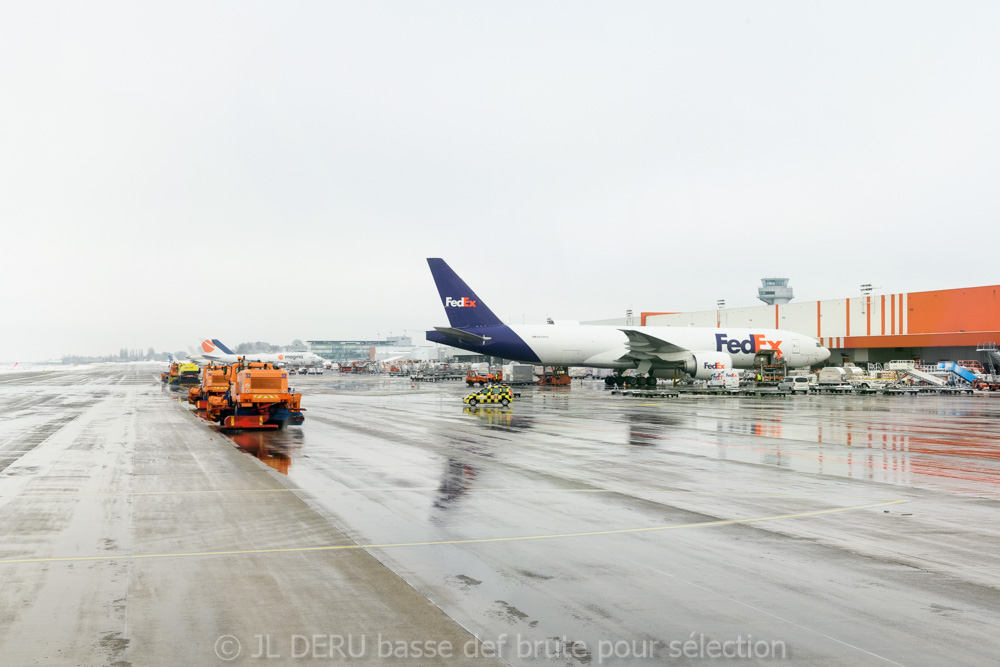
[939,362,979,383]
[886,360,945,386]
[978,342,1000,375]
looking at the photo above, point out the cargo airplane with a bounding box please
[426,258,830,378]
[197,339,325,368]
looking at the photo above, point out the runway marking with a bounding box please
[0,498,907,565]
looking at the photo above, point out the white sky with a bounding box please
[2,2,998,359]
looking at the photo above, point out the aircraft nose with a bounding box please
[818,346,831,363]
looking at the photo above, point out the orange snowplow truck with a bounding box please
[161,362,180,384]
[187,364,230,410]
[205,359,305,429]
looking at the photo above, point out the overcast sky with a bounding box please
[2,2,998,359]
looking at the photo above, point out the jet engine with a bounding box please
[682,352,733,380]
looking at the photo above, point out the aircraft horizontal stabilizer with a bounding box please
[434,326,492,344]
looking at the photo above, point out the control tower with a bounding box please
[758,278,793,305]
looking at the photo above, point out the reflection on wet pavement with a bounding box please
[228,429,303,475]
[10,369,996,664]
[462,406,533,430]
[434,459,478,511]
[0,365,509,665]
[267,375,1000,665]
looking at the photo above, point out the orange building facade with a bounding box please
[643,284,1000,365]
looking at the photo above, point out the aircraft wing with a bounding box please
[619,329,689,356]
[615,329,692,374]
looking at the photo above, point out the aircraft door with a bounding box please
[792,340,800,355]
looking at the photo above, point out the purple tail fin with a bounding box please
[427,258,503,329]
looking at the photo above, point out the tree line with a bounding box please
[60,341,308,364]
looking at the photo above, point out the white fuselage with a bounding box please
[505,324,829,370]
[201,351,325,367]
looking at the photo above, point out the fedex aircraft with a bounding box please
[425,259,830,379]
[197,339,324,368]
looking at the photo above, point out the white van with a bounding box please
[778,375,812,393]
[708,369,741,389]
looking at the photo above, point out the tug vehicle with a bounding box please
[187,364,231,410]
[205,358,305,429]
[463,384,518,407]
[536,366,571,386]
[973,377,1000,391]
[465,369,502,386]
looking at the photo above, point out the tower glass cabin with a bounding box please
[758,278,793,305]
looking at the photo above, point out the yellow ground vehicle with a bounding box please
[161,362,179,384]
[463,384,517,407]
[176,363,201,387]
[187,364,230,410]
[205,359,304,429]
[163,362,200,387]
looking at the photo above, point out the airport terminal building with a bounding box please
[307,336,441,362]
[307,336,413,362]
[641,284,1000,368]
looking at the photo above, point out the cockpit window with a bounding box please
[815,342,823,347]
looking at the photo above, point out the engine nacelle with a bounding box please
[683,352,733,380]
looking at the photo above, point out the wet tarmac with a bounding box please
[2,365,1000,665]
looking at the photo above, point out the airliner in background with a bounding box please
[425,258,830,379]
[197,339,324,368]
[186,346,210,365]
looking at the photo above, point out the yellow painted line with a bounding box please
[4,486,587,499]
[0,498,907,565]
[1,487,901,500]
